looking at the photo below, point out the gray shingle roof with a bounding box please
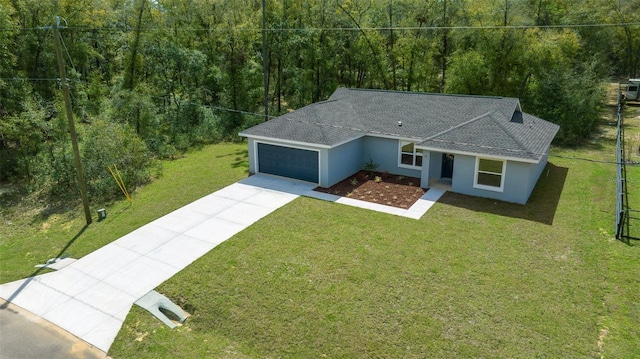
[240,88,559,162]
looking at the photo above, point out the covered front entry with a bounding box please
[257,142,319,183]
[441,153,455,179]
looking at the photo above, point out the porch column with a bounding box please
[420,151,430,188]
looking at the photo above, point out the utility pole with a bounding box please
[262,0,268,122]
[52,17,92,225]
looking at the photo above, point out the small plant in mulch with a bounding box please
[350,178,358,186]
[396,175,405,182]
[375,176,382,183]
[364,157,379,177]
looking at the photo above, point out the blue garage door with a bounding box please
[257,143,319,183]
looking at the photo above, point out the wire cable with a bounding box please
[0,77,62,81]
[58,31,76,73]
[148,95,273,119]
[1,21,640,33]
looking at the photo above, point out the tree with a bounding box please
[528,61,606,145]
[81,119,155,202]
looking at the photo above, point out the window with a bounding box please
[399,141,423,168]
[474,158,505,191]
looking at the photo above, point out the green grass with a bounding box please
[0,143,249,283]
[2,121,640,357]
[108,120,638,357]
[108,156,633,358]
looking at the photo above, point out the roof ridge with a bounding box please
[424,111,493,140]
[283,117,414,139]
[489,111,531,154]
[342,87,509,100]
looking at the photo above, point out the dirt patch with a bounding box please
[314,171,427,209]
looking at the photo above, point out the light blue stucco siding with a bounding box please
[525,150,550,199]
[428,151,444,181]
[502,161,535,204]
[420,152,431,188]
[450,154,534,204]
[361,137,421,178]
[325,137,364,187]
[420,150,447,188]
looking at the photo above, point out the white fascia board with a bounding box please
[241,133,366,150]
[240,134,331,149]
[415,145,541,164]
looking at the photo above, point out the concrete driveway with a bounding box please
[0,175,315,355]
[0,173,444,357]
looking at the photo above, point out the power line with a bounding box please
[0,77,64,81]
[267,22,640,31]
[549,154,637,165]
[148,95,272,119]
[0,73,271,119]
[1,21,640,33]
[58,30,76,72]
[3,75,635,160]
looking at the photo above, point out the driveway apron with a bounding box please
[0,175,315,353]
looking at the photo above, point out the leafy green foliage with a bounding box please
[0,0,635,199]
[81,119,155,202]
[529,62,606,145]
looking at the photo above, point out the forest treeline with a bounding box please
[0,0,639,203]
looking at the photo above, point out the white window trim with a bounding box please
[473,157,506,192]
[398,140,422,169]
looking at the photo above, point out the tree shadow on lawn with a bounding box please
[216,149,248,169]
[437,162,568,225]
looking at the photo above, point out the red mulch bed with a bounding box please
[314,171,427,209]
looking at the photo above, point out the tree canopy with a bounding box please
[0,0,638,200]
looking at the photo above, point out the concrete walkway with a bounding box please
[0,174,444,355]
[306,186,445,219]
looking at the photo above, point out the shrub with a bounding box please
[364,157,379,177]
[81,119,156,202]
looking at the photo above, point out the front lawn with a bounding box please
[110,142,640,356]
[2,116,639,358]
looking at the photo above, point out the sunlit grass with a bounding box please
[0,142,248,283]
[2,127,639,358]
[110,129,639,357]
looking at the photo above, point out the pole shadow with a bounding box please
[0,224,89,310]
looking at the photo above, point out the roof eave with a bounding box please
[416,144,544,163]
[239,133,333,149]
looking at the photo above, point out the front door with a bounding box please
[441,153,454,178]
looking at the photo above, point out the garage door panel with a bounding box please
[257,143,319,183]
